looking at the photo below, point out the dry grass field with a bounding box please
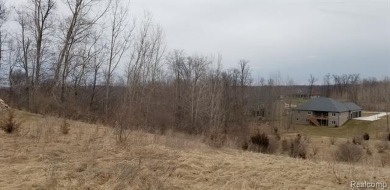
[0,110,389,190]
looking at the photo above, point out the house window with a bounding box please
[308,111,311,114]
[331,113,336,116]
[296,118,299,121]
[298,111,300,114]
[331,121,336,124]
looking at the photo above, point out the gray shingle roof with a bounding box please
[295,97,362,112]
[344,102,363,111]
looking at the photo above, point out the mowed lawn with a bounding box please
[292,114,389,139]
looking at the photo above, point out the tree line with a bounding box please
[0,0,255,141]
[0,0,389,140]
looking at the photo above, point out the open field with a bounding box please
[0,110,389,189]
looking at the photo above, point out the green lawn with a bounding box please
[291,98,309,106]
[292,117,389,139]
[361,112,380,117]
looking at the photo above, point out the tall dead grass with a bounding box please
[1,111,389,189]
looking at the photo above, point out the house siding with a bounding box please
[293,111,351,127]
[328,112,338,127]
[293,110,312,125]
[292,97,362,127]
[338,112,349,126]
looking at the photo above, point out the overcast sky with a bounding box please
[131,0,389,84]
[7,0,390,84]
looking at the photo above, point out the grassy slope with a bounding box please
[0,111,389,189]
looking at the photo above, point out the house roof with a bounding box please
[344,102,363,111]
[295,97,362,112]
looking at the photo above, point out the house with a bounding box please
[293,97,362,127]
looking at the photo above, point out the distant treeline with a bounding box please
[0,0,389,138]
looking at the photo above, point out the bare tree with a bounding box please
[126,13,155,102]
[53,0,109,101]
[32,0,56,87]
[284,77,295,130]
[123,13,166,130]
[188,55,209,132]
[70,33,101,99]
[104,0,132,116]
[167,50,186,130]
[208,55,224,129]
[323,73,331,97]
[262,72,282,128]
[2,37,26,107]
[16,10,32,108]
[237,59,251,123]
[308,74,318,98]
[0,0,7,75]
[239,60,251,87]
[347,74,360,103]
[88,33,106,110]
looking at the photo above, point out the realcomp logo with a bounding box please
[350,181,388,189]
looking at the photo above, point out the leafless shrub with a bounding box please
[329,137,336,145]
[267,136,280,154]
[380,152,390,167]
[280,135,308,159]
[45,162,59,189]
[375,141,389,153]
[43,123,54,143]
[76,163,88,173]
[246,133,279,154]
[366,147,372,156]
[0,109,21,134]
[335,142,363,162]
[272,127,281,140]
[113,121,131,143]
[362,133,370,141]
[241,141,248,150]
[272,127,278,134]
[352,136,363,145]
[311,144,319,156]
[329,162,344,184]
[274,133,281,141]
[288,134,308,159]
[250,133,269,152]
[60,119,70,135]
[205,128,226,148]
[281,139,289,152]
[32,122,43,141]
[329,161,356,185]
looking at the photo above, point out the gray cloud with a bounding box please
[8,0,389,84]
[132,0,389,84]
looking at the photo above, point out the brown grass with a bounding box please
[0,110,389,189]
